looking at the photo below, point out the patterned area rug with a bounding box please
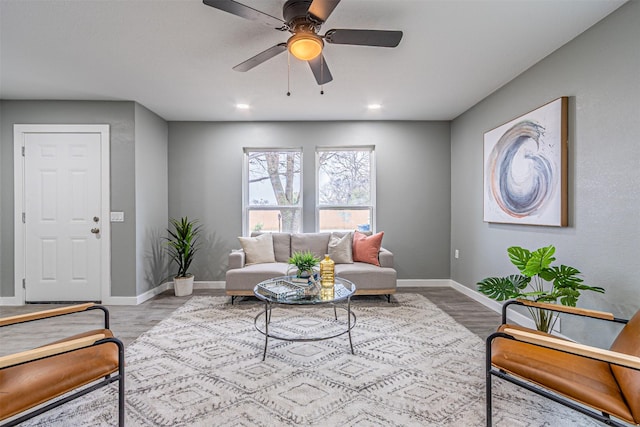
[21,294,602,426]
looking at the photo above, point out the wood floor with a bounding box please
[0,287,501,355]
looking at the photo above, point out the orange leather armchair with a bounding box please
[486,299,640,427]
[0,303,124,427]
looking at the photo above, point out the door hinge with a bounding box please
[22,278,26,289]
[22,212,26,223]
[22,146,25,156]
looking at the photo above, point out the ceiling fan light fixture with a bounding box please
[287,32,323,61]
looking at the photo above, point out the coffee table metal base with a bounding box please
[253,298,356,360]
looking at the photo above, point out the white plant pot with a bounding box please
[174,275,194,296]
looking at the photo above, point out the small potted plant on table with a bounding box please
[288,250,320,279]
[166,217,202,296]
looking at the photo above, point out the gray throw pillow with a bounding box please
[328,232,353,264]
[238,233,276,265]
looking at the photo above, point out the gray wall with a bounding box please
[168,121,451,281]
[450,0,640,345]
[0,100,137,297]
[134,103,169,294]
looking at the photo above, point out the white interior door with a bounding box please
[22,131,104,301]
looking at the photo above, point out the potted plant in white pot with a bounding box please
[477,244,605,332]
[166,217,202,296]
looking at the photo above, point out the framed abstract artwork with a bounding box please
[483,97,568,226]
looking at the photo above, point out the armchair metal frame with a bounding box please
[486,299,640,427]
[0,303,125,427]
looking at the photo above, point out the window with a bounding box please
[316,146,375,232]
[243,149,302,235]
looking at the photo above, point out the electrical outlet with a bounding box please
[454,249,459,259]
[110,211,124,222]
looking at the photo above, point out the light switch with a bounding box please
[110,211,124,222]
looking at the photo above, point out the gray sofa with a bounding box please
[225,232,397,301]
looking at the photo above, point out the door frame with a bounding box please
[14,124,111,305]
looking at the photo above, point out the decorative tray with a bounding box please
[257,279,307,300]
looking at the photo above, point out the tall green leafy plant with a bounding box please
[166,217,202,278]
[477,245,605,332]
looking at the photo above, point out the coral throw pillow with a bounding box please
[352,231,384,266]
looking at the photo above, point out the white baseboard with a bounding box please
[104,281,226,305]
[397,279,451,287]
[395,279,550,332]
[0,296,22,306]
[448,280,562,333]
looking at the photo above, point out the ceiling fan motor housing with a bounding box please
[283,0,322,30]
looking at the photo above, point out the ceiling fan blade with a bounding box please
[308,0,341,23]
[325,29,403,47]
[233,43,287,72]
[308,54,333,85]
[202,0,285,29]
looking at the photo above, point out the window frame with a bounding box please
[315,145,376,233]
[242,147,303,236]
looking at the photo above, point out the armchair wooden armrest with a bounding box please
[0,303,96,327]
[0,333,107,369]
[502,327,640,370]
[501,299,624,326]
[514,298,615,320]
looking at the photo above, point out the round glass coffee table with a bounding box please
[253,276,356,360]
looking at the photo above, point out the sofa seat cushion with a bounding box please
[225,263,290,292]
[492,324,634,424]
[0,329,119,421]
[335,263,397,291]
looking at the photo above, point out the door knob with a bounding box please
[91,228,100,234]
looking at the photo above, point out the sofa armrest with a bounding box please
[228,250,246,269]
[379,247,394,268]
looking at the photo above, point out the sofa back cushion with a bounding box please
[251,232,291,262]
[609,309,640,423]
[291,233,331,260]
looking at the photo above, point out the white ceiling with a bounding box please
[0,0,626,122]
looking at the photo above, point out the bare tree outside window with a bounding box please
[245,150,302,234]
[317,148,374,232]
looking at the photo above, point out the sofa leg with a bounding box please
[386,294,391,303]
[231,296,236,305]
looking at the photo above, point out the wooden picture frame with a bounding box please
[483,97,568,226]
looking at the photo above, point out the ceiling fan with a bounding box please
[202,0,403,85]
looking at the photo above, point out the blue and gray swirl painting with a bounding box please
[486,120,558,221]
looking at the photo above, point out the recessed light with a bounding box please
[367,103,382,110]
[236,103,250,110]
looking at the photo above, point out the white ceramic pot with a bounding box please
[174,275,194,296]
